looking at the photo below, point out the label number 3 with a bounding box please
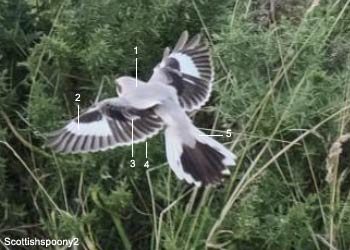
[130,159,135,168]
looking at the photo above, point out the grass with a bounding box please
[1,0,350,249]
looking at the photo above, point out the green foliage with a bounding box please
[1,0,350,249]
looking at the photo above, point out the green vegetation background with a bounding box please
[1,0,350,249]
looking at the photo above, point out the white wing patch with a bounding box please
[169,53,200,78]
[66,117,112,137]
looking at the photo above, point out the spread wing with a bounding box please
[46,101,163,154]
[149,31,214,111]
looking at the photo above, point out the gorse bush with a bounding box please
[1,0,350,249]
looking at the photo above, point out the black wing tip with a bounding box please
[44,130,63,149]
[44,129,83,154]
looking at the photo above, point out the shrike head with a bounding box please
[115,76,137,96]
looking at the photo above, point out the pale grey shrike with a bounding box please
[47,31,236,186]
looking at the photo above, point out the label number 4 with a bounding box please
[130,159,149,168]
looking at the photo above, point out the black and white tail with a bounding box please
[165,126,236,186]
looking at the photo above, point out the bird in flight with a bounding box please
[46,31,236,186]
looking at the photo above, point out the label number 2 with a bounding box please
[75,93,80,102]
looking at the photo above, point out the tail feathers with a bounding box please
[165,128,236,186]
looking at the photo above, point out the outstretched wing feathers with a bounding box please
[46,103,163,154]
[173,31,189,51]
[151,31,214,111]
[186,34,201,49]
